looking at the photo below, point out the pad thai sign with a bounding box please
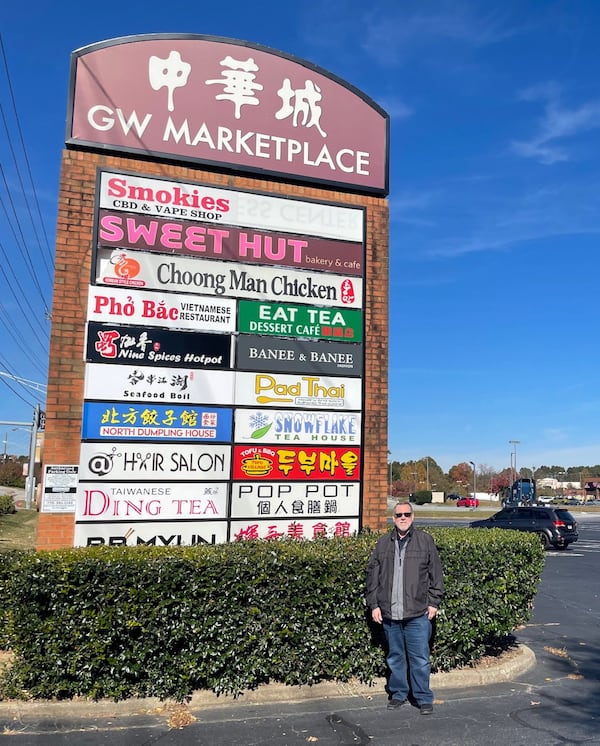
[68,35,389,194]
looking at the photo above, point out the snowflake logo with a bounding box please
[249,413,272,440]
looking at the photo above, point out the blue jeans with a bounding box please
[383,613,433,705]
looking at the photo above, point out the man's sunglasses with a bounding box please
[394,512,412,518]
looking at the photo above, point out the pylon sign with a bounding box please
[67,35,389,194]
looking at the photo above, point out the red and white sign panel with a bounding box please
[87,285,236,332]
[75,481,229,521]
[233,445,360,481]
[97,172,364,242]
[95,248,362,309]
[235,372,362,410]
[230,518,359,541]
[74,520,228,547]
[69,36,388,194]
[97,209,364,275]
[231,481,360,518]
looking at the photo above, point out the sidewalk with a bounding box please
[0,644,535,720]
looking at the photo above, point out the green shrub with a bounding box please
[0,494,16,515]
[0,528,544,702]
[412,490,432,505]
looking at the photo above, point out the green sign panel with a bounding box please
[238,301,363,343]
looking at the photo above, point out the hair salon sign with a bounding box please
[67,35,389,193]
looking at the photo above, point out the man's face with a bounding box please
[393,505,414,532]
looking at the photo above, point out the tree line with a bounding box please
[388,458,599,497]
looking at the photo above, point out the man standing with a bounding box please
[366,502,444,714]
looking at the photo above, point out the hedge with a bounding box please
[0,527,544,701]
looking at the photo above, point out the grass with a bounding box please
[0,508,38,551]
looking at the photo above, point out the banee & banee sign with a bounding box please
[236,336,363,377]
[69,36,388,193]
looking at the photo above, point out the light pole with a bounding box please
[469,461,477,509]
[509,440,520,488]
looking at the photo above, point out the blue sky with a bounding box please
[1,0,599,472]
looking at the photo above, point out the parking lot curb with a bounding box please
[0,644,535,720]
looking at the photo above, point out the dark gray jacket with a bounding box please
[365,527,444,619]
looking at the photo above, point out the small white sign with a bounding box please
[41,465,79,513]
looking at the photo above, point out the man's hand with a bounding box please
[371,607,383,624]
[427,606,437,620]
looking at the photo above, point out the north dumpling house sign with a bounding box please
[67,34,389,194]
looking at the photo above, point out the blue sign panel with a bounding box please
[82,401,233,441]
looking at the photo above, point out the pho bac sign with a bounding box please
[94,247,363,310]
[87,285,236,332]
[97,209,364,276]
[96,171,364,242]
[69,36,389,194]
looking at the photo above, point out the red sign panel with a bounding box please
[97,209,364,275]
[233,445,360,481]
[68,35,389,194]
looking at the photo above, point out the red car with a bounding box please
[457,496,479,507]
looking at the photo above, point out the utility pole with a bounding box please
[0,371,47,510]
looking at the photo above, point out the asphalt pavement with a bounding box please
[2,506,600,744]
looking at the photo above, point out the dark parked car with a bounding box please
[470,506,578,550]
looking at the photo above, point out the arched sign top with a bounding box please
[67,34,389,195]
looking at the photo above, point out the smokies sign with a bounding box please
[68,35,389,194]
[97,172,364,242]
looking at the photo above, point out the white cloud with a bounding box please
[377,96,413,120]
[511,83,600,164]
[360,4,524,66]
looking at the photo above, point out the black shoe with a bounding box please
[387,698,408,710]
[420,703,434,715]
